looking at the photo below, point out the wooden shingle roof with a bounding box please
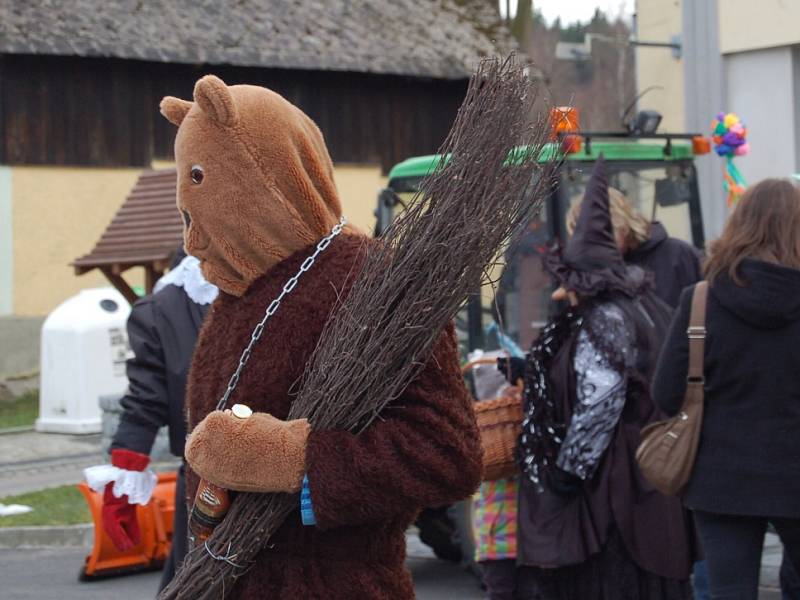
[73,169,182,303]
[0,0,515,80]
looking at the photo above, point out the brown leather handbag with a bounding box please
[636,281,708,496]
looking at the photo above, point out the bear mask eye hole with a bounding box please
[190,165,204,184]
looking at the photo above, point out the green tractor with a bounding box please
[375,131,709,354]
[377,131,711,571]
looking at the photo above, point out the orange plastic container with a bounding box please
[78,471,177,580]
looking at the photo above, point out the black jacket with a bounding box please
[625,222,703,308]
[111,283,208,458]
[652,258,800,518]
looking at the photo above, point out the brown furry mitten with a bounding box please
[185,411,310,493]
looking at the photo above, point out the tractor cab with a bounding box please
[375,130,709,355]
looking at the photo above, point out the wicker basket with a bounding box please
[472,392,522,482]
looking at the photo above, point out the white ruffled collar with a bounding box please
[154,255,219,305]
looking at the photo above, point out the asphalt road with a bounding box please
[0,547,484,600]
[0,546,785,600]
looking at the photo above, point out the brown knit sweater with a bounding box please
[185,233,483,599]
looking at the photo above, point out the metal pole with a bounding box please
[631,40,682,50]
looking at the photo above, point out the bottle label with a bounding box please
[189,479,231,545]
[199,486,223,507]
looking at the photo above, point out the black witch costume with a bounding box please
[513,158,695,598]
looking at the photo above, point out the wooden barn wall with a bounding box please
[0,55,466,172]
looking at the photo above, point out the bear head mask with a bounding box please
[160,75,343,296]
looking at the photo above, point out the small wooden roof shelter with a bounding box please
[73,169,182,303]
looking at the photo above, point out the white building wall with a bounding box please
[724,46,798,184]
[718,0,800,55]
[682,0,726,242]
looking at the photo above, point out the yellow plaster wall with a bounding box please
[332,164,385,235]
[10,163,385,316]
[12,166,143,316]
[635,0,685,132]
[151,161,384,234]
[150,160,176,170]
[718,0,800,55]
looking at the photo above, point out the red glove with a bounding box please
[101,449,149,551]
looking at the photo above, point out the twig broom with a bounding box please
[160,54,557,600]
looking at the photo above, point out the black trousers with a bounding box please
[481,559,517,600]
[694,511,800,600]
[158,466,188,593]
[480,559,554,600]
[781,551,800,600]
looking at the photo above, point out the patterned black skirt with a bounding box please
[514,531,692,600]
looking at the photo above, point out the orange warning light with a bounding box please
[692,135,711,155]
[550,106,580,139]
[550,107,581,154]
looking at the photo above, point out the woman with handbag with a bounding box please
[652,178,800,599]
[502,158,694,599]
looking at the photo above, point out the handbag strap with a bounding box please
[687,281,709,384]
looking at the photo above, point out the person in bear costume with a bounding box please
[159,75,483,599]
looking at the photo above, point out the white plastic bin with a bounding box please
[37,288,132,434]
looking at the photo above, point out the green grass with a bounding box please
[0,484,91,527]
[0,389,39,429]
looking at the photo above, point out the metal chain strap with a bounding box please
[215,216,347,411]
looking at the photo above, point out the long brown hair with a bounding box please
[706,178,800,284]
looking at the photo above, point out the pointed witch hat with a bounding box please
[544,155,647,298]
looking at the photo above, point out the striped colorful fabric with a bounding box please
[472,476,518,561]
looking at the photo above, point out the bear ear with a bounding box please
[160,97,192,126]
[194,75,238,127]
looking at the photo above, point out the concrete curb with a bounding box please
[0,425,35,435]
[0,523,92,548]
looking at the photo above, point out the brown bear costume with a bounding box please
[160,76,483,599]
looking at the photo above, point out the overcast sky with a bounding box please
[499,0,635,25]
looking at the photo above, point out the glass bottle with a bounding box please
[188,403,252,546]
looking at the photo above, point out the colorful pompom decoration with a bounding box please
[711,112,748,207]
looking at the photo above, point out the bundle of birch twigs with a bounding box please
[160,54,557,600]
